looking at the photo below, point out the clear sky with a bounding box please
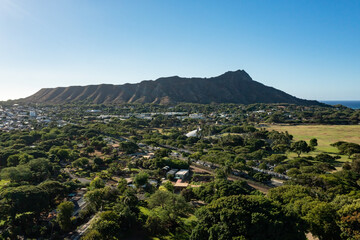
[0,0,359,101]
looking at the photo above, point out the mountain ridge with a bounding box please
[20,70,322,105]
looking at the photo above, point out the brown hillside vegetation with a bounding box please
[21,70,322,105]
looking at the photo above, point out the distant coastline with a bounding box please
[321,101,360,109]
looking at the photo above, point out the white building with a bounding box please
[188,113,205,119]
[185,128,201,138]
[175,169,189,180]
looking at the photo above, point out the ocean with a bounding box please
[321,101,360,109]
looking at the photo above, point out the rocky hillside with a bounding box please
[22,70,321,105]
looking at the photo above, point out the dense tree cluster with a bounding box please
[0,102,359,239]
[191,195,305,240]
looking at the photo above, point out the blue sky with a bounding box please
[0,0,359,101]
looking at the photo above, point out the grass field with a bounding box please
[266,124,360,163]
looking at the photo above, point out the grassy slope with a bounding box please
[266,124,360,164]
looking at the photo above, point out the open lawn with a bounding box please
[266,124,360,163]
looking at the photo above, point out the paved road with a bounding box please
[70,214,97,240]
[164,143,289,180]
[64,168,91,185]
[108,135,283,193]
[190,165,271,194]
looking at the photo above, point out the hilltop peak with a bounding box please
[21,70,321,106]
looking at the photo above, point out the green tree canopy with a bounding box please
[291,140,311,157]
[57,201,74,231]
[134,171,148,188]
[191,195,306,240]
[89,177,105,190]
